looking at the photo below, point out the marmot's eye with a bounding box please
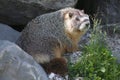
[76,17,80,21]
[69,12,73,18]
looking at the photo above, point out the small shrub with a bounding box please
[68,19,120,80]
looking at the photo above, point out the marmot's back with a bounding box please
[16,7,90,75]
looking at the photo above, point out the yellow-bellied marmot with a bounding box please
[16,7,90,75]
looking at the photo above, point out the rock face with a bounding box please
[0,40,48,80]
[0,23,20,42]
[0,0,78,26]
[75,0,98,15]
[76,0,120,24]
[106,34,120,63]
[97,0,120,24]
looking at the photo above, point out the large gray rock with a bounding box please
[106,34,120,63]
[0,0,78,26]
[76,0,120,24]
[97,0,120,24]
[0,40,48,80]
[0,23,20,42]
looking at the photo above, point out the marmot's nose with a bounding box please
[86,22,90,27]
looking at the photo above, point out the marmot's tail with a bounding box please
[41,57,68,76]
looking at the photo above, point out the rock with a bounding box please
[0,0,78,26]
[101,23,120,35]
[75,0,98,15]
[0,23,20,42]
[76,0,120,24]
[106,34,120,63]
[49,73,68,80]
[0,40,48,80]
[69,51,82,64]
[97,0,120,24]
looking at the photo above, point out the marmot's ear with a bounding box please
[64,12,74,19]
[79,10,85,16]
[68,12,73,18]
[81,10,84,13]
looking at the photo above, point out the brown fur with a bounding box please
[41,58,67,76]
[16,7,90,75]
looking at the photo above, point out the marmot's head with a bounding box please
[62,8,90,34]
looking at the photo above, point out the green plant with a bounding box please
[68,19,120,80]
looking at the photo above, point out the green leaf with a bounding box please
[100,67,106,73]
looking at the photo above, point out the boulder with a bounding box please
[0,40,48,80]
[76,0,120,24]
[0,23,20,42]
[0,0,78,26]
[106,34,120,63]
[97,0,120,24]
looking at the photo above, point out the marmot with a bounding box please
[16,7,90,75]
